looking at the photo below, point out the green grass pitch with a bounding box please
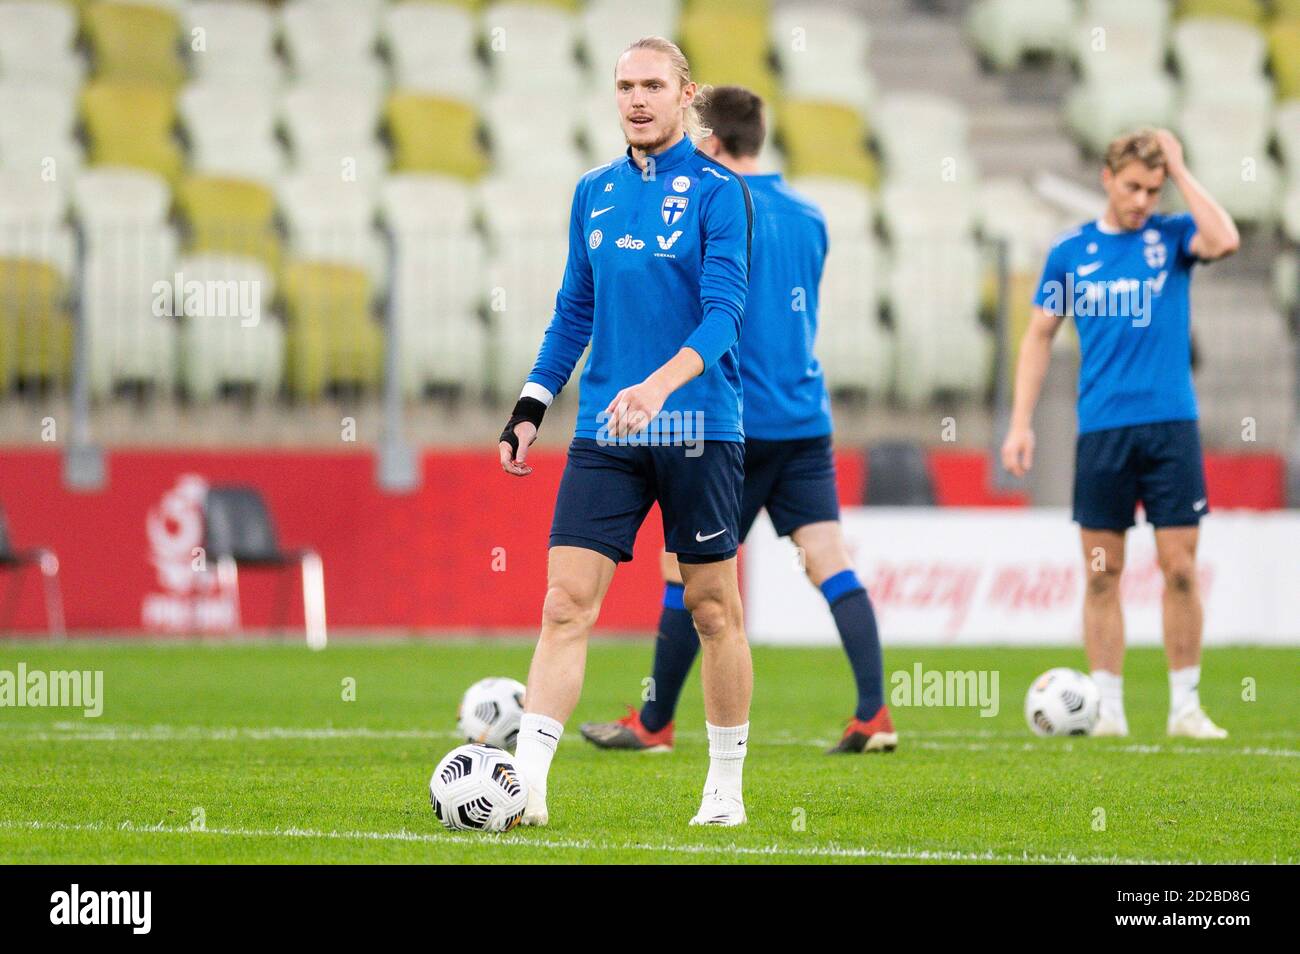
[0,640,1295,864]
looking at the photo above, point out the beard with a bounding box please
[625,120,676,154]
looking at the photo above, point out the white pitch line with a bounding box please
[1,724,1295,757]
[0,819,1284,865]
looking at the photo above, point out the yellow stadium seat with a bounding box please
[684,0,771,14]
[176,176,281,273]
[387,93,488,179]
[778,100,878,188]
[81,80,182,182]
[679,9,774,101]
[282,262,383,399]
[0,258,71,389]
[1270,19,1300,101]
[1175,0,1264,25]
[85,1,185,87]
[1278,0,1300,19]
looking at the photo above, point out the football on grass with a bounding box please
[429,743,529,832]
[1024,668,1101,736]
[457,677,526,750]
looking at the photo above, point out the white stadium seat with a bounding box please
[477,175,573,238]
[482,1,580,91]
[967,0,1074,70]
[1171,18,1267,93]
[0,171,73,276]
[1065,71,1177,154]
[278,173,386,284]
[380,174,478,236]
[816,238,892,397]
[176,253,284,400]
[788,176,874,238]
[581,0,679,73]
[186,0,282,84]
[281,0,384,77]
[0,83,78,155]
[0,1,81,86]
[384,0,484,99]
[880,181,978,241]
[73,168,172,231]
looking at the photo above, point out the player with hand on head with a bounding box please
[1001,129,1239,739]
[498,38,755,826]
[578,86,895,757]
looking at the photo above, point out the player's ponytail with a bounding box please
[621,36,713,143]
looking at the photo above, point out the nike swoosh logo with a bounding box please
[695,529,726,542]
[1077,261,1103,276]
[1193,498,1207,511]
[590,206,614,218]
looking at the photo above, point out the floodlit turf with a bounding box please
[0,640,1294,864]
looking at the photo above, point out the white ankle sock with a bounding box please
[1092,670,1125,723]
[1169,665,1201,715]
[514,713,563,800]
[703,722,748,802]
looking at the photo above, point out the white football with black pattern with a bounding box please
[1025,668,1101,736]
[457,677,526,751]
[429,743,528,832]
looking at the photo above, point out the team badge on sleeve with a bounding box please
[661,195,688,225]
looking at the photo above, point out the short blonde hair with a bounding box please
[1105,129,1166,174]
[618,36,713,141]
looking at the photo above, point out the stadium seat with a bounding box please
[175,175,281,274]
[864,441,936,505]
[1079,0,1171,34]
[1170,145,1280,224]
[1273,101,1300,177]
[81,80,183,183]
[477,174,572,237]
[816,238,891,398]
[202,484,326,649]
[1178,98,1272,170]
[380,173,478,235]
[72,167,172,233]
[83,225,181,397]
[383,0,484,99]
[0,81,83,175]
[1065,71,1177,154]
[1269,19,1300,102]
[1070,21,1166,82]
[387,93,488,179]
[488,235,569,390]
[966,0,1074,70]
[975,178,1062,273]
[483,1,582,92]
[176,253,284,401]
[1175,0,1264,26]
[282,82,389,183]
[282,261,383,398]
[788,176,874,238]
[0,258,71,390]
[679,7,777,102]
[181,81,285,183]
[0,166,73,276]
[873,92,973,183]
[84,1,186,88]
[777,99,877,187]
[1171,17,1267,96]
[880,182,977,241]
[770,3,873,113]
[0,502,65,637]
[482,90,586,176]
[580,86,630,161]
[280,0,383,81]
[184,0,282,85]
[278,173,386,288]
[580,0,679,73]
[0,1,82,88]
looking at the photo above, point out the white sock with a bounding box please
[703,721,748,802]
[1092,670,1125,723]
[1169,665,1201,715]
[514,713,563,801]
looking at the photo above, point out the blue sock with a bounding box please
[821,569,885,721]
[639,583,699,733]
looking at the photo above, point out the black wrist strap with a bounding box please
[499,396,547,457]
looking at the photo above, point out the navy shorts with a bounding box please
[1073,420,1209,531]
[739,435,841,540]
[550,438,744,564]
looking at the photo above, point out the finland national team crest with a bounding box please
[661,195,688,225]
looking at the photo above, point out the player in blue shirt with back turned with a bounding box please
[497,38,754,827]
[578,87,896,758]
[1002,129,1239,739]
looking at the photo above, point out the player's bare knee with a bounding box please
[540,582,598,637]
[683,584,733,640]
[1085,564,1122,598]
[1159,558,1196,594]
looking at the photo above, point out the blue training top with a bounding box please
[1033,213,1200,434]
[526,134,753,443]
[738,173,832,440]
